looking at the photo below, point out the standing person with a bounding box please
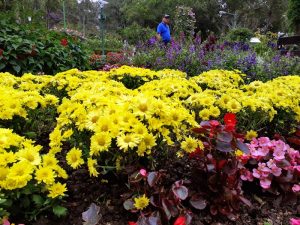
[156,14,171,44]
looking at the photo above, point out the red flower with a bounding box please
[0,48,3,56]
[174,216,186,225]
[128,222,137,225]
[212,159,227,170]
[209,120,220,127]
[60,38,68,47]
[189,147,203,159]
[224,113,237,131]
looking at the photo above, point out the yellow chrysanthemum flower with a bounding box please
[87,158,99,177]
[181,136,199,153]
[245,130,258,141]
[134,194,150,210]
[117,133,140,152]
[42,154,58,168]
[226,99,241,113]
[48,182,67,198]
[90,132,112,156]
[66,147,84,169]
[199,108,211,121]
[35,166,56,185]
[6,161,33,189]
[17,147,41,166]
[235,149,244,157]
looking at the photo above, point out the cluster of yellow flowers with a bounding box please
[186,73,300,122]
[0,66,299,195]
[190,69,245,90]
[108,65,187,82]
[0,128,67,198]
[0,83,58,120]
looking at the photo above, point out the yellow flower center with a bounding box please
[96,136,106,145]
[71,154,78,162]
[26,154,35,162]
[101,124,109,132]
[91,115,99,124]
[124,136,132,143]
[138,103,148,112]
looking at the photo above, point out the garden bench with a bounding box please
[277,35,300,57]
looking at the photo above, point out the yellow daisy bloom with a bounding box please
[117,133,140,152]
[66,147,84,169]
[134,194,150,210]
[245,130,258,141]
[35,166,56,185]
[48,182,67,198]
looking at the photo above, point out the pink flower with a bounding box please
[258,163,271,178]
[258,137,271,147]
[267,159,282,177]
[253,163,271,181]
[294,166,300,173]
[292,184,300,193]
[260,178,272,189]
[273,149,285,161]
[209,120,220,127]
[270,166,282,176]
[250,138,259,147]
[288,148,300,161]
[252,168,261,178]
[290,218,300,225]
[240,169,253,181]
[274,140,288,153]
[139,169,147,177]
[2,219,24,225]
[252,146,270,157]
[3,219,10,225]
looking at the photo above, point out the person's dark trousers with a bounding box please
[163,40,170,46]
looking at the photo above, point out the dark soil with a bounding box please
[33,156,299,225]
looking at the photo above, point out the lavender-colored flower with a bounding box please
[194,35,201,45]
[272,55,281,63]
[148,36,157,45]
[189,45,196,53]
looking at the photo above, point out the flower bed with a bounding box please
[0,66,299,224]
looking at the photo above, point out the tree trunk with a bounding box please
[296,23,300,35]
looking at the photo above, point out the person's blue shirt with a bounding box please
[157,22,171,42]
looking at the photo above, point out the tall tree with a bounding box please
[287,0,300,34]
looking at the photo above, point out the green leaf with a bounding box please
[13,65,21,73]
[24,132,37,139]
[0,63,5,70]
[43,198,51,206]
[32,195,44,206]
[53,205,67,217]
[21,196,30,208]
[12,44,18,49]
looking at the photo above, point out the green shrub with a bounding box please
[288,0,300,33]
[83,33,124,54]
[120,22,155,45]
[226,28,253,42]
[0,20,89,76]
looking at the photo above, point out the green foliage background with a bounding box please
[287,0,300,34]
[0,0,291,38]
